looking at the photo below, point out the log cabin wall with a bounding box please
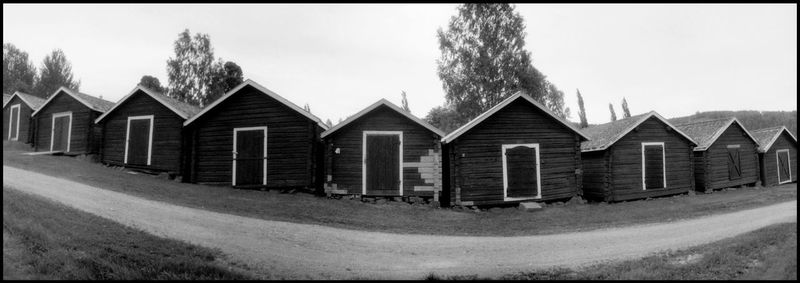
[33,91,102,154]
[698,123,760,191]
[3,96,35,144]
[760,132,798,186]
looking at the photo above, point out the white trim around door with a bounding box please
[49,111,73,152]
[502,143,542,201]
[362,131,403,196]
[124,115,155,166]
[232,126,268,186]
[776,149,792,184]
[8,104,21,141]
[641,142,667,190]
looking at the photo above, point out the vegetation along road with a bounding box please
[4,165,797,280]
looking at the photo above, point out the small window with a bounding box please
[642,142,666,190]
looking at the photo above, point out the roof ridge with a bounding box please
[673,116,733,126]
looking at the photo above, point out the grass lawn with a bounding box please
[3,143,797,236]
[2,187,255,280]
[427,222,797,280]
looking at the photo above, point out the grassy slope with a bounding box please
[2,187,254,280]
[3,144,797,236]
[428,223,797,280]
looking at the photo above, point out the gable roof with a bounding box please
[94,85,202,124]
[183,79,328,130]
[750,126,798,152]
[580,111,697,152]
[3,93,10,105]
[3,91,47,110]
[673,117,760,151]
[321,98,445,139]
[441,92,589,143]
[32,87,114,117]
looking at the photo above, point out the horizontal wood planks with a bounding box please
[697,123,759,190]
[33,91,102,154]
[760,132,798,186]
[447,98,582,205]
[99,90,185,172]
[3,96,35,144]
[580,150,609,201]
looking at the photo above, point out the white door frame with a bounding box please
[362,131,403,196]
[776,149,792,184]
[49,111,73,152]
[232,126,268,186]
[641,142,667,190]
[502,143,541,201]
[124,115,155,165]
[7,104,20,140]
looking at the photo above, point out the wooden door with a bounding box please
[8,105,19,140]
[126,118,151,165]
[504,145,539,199]
[51,115,70,152]
[234,129,266,187]
[365,134,400,195]
[777,150,791,184]
[727,147,742,180]
[644,144,665,189]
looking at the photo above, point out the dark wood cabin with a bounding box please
[441,92,588,207]
[31,87,114,155]
[581,111,697,202]
[182,79,328,191]
[321,99,446,200]
[94,85,200,174]
[674,118,760,191]
[751,126,797,186]
[3,91,46,144]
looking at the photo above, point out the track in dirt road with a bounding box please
[3,165,797,279]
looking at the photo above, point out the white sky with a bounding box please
[3,4,797,125]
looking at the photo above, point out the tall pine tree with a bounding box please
[609,103,617,122]
[621,97,631,118]
[400,90,410,112]
[34,49,80,98]
[576,89,588,128]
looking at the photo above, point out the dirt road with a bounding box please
[3,165,797,279]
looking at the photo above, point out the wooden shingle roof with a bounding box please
[674,117,759,151]
[3,91,47,110]
[751,126,798,152]
[580,111,697,152]
[95,85,202,123]
[32,87,114,116]
[321,98,445,138]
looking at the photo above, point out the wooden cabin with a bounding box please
[441,92,588,207]
[94,85,200,174]
[320,99,446,200]
[581,111,697,202]
[674,118,760,191]
[31,87,114,154]
[751,126,797,186]
[182,79,328,191]
[3,91,46,144]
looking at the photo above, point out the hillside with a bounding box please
[668,110,797,136]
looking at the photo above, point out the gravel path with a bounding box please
[3,165,797,279]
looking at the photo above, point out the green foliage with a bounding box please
[401,90,410,112]
[3,43,37,95]
[203,60,244,106]
[424,104,462,134]
[670,110,798,137]
[33,49,80,98]
[622,97,631,118]
[609,103,617,122]
[436,4,570,126]
[138,75,165,93]
[576,89,588,128]
[166,29,217,106]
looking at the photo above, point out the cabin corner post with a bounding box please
[574,134,583,197]
[453,142,462,206]
[689,147,695,191]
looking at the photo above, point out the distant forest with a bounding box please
[669,110,797,136]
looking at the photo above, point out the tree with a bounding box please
[621,97,631,118]
[33,49,80,98]
[545,83,570,119]
[139,75,165,93]
[436,4,569,125]
[424,104,462,134]
[400,90,410,112]
[576,89,588,128]
[203,60,244,106]
[303,103,311,113]
[325,118,333,128]
[3,43,37,95]
[166,29,217,106]
[609,103,617,122]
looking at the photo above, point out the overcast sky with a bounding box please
[3,4,796,125]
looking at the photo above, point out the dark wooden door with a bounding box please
[127,119,151,165]
[8,106,18,140]
[644,145,665,189]
[365,134,400,195]
[51,115,70,152]
[235,129,265,187]
[777,151,791,183]
[727,148,742,180]
[505,145,538,199]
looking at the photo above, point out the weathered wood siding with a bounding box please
[693,151,708,191]
[580,150,609,201]
[99,90,185,172]
[446,98,582,206]
[760,132,798,186]
[606,117,694,201]
[187,85,323,189]
[33,91,102,154]
[323,105,442,197]
[696,123,759,190]
[3,96,35,144]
